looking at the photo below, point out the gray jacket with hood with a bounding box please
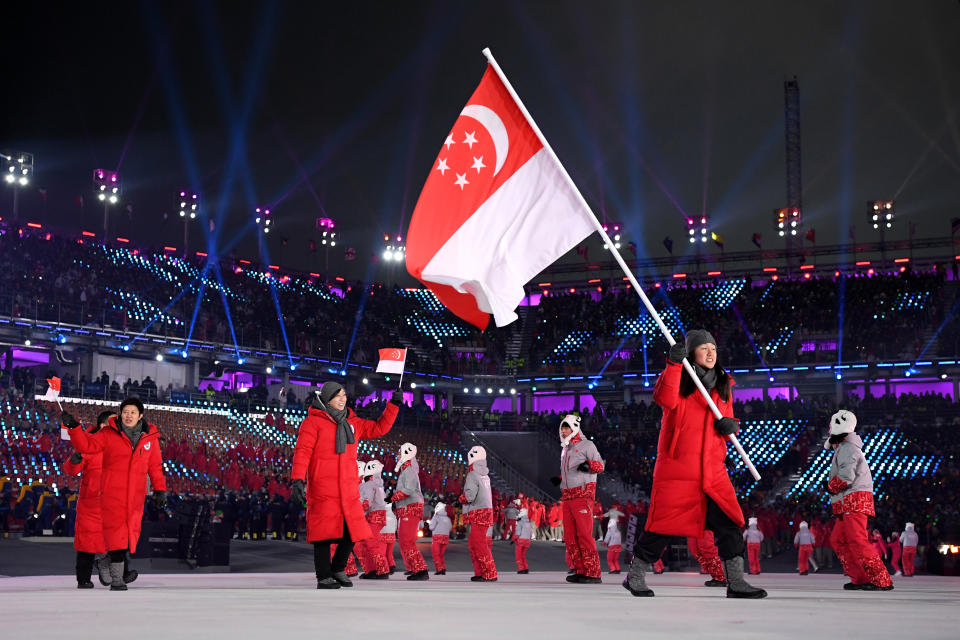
[462,460,492,516]
[395,459,423,508]
[828,433,874,513]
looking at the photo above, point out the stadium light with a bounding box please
[775,207,801,237]
[869,200,895,231]
[94,169,121,240]
[602,223,623,251]
[3,151,33,219]
[316,217,338,282]
[179,191,200,257]
[381,233,405,263]
[255,207,272,234]
[688,216,709,244]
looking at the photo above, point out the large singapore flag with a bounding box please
[405,62,595,330]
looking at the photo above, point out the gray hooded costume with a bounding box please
[462,459,492,516]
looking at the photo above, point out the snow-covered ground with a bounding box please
[2,571,957,639]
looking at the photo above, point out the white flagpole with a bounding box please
[397,349,408,391]
[481,47,760,481]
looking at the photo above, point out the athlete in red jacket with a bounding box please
[62,410,115,588]
[290,383,399,589]
[623,331,766,599]
[62,398,166,591]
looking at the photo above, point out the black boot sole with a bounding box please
[726,589,768,599]
[622,580,654,597]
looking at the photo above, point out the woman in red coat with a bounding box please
[62,410,112,588]
[62,398,167,591]
[290,382,400,589]
[623,330,766,600]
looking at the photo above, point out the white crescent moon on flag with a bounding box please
[460,104,509,176]
[392,349,402,360]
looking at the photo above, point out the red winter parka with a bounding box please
[645,360,744,537]
[68,417,167,552]
[290,403,398,543]
[63,431,106,554]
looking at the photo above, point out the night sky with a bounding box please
[4,1,960,281]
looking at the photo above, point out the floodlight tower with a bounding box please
[94,169,121,240]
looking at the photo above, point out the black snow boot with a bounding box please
[724,557,767,599]
[109,562,127,591]
[622,558,654,597]
[96,555,111,587]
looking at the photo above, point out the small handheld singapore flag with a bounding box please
[376,348,408,375]
[405,57,595,331]
[44,377,62,401]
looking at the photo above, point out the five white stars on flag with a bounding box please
[436,129,489,189]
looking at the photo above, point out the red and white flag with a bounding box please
[406,61,595,330]
[43,377,62,402]
[376,348,407,375]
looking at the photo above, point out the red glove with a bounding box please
[458,494,468,504]
[827,477,849,494]
[391,491,409,503]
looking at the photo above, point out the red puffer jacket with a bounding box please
[645,360,744,537]
[63,430,106,554]
[68,417,167,552]
[290,403,397,543]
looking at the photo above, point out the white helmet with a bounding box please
[824,409,858,449]
[559,414,582,447]
[799,521,808,529]
[905,522,915,531]
[394,442,417,472]
[468,445,486,465]
[518,508,528,519]
[365,460,384,477]
[748,517,758,527]
[356,460,366,478]
[434,502,446,514]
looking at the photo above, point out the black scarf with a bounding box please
[324,404,355,454]
[693,364,718,391]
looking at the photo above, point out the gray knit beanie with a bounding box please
[685,329,716,354]
[319,381,344,404]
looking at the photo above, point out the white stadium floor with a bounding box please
[2,571,958,639]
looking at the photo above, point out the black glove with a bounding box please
[390,390,404,405]
[577,462,592,473]
[714,417,739,436]
[549,476,561,487]
[668,342,687,364]
[61,412,81,429]
[291,479,306,506]
[153,490,167,510]
[69,451,83,465]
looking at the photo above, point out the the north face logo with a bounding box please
[144,442,151,451]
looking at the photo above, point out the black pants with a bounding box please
[312,521,354,579]
[76,551,96,582]
[76,551,129,582]
[633,497,746,563]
